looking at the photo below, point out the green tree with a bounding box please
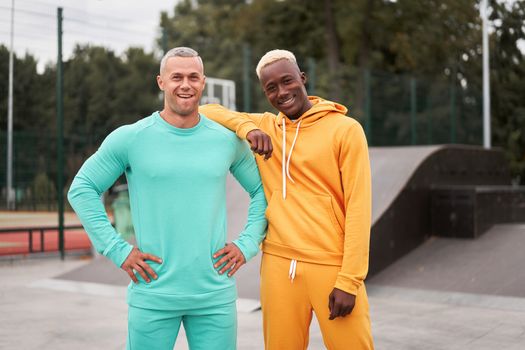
[490,0,525,182]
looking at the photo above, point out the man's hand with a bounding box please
[121,247,162,284]
[246,129,273,160]
[213,243,246,277]
[328,288,356,320]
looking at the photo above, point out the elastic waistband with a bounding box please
[262,240,343,266]
[127,284,237,311]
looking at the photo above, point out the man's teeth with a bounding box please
[280,97,294,105]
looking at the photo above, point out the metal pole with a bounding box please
[482,0,491,148]
[364,69,371,144]
[6,0,15,210]
[57,7,65,260]
[450,76,457,144]
[307,57,316,95]
[410,77,417,145]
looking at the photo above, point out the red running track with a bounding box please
[0,229,92,256]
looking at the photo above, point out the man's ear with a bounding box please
[300,72,307,85]
[156,75,164,91]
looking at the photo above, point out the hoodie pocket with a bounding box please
[265,190,344,253]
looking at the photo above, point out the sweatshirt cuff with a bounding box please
[237,122,259,140]
[104,239,134,267]
[334,273,363,296]
[232,236,259,262]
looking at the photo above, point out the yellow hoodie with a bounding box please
[199,97,371,295]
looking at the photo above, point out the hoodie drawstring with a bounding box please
[282,118,302,199]
[288,259,297,283]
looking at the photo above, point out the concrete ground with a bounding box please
[2,224,525,349]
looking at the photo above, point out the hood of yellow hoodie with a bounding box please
[275,96,348,128]
[275,96,348,201]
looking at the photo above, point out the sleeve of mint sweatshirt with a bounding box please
[67,127,134,267]
[230,138,268,261]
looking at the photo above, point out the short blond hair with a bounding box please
[255,49,299,78]
[160,47,203,74]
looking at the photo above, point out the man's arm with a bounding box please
[68,127,161,283]
[330,122,372,319]
[213,137,268,277]
[199,104,273,159]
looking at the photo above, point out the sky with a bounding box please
[0,0,177,72]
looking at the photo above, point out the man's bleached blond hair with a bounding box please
[255,49,299,79]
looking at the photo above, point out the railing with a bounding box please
[0,225,85,254]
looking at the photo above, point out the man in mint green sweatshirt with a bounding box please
[68,47,267,350]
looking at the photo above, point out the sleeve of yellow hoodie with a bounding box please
[334,122,372,296]
[199,104,263,139]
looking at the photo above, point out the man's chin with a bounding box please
[173,102,199,116]
[174,108,197,117]
[278,106,299,118]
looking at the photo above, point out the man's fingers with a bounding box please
[214,244,235,265]
[250,136,260,152]
[329,304,340,320]
[142,253,162,264]
[138,260,158,280]
[125,267,139,284]
[255,138,265,155]
[227,260,244,277]
[343,306,353,317]
[214,253,232,268]
[133,264,150,283]
[213,247,227,259]
[218,260,235,275]
[266,138,273,159]
[328,292,336,320]
[262,138,270,159]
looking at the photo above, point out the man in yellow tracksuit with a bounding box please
[200,49,373,349]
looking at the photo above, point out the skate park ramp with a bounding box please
[368,223,525,298]
[369,144,523,275]
[56,144,525,300]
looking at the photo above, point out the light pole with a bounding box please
[6,0,15,210]
[481,0,491,149]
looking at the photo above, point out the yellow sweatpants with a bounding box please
[260,253,374,350]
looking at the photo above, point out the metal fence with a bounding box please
[0,67,483,211]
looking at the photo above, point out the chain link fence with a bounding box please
[0,67,483,211]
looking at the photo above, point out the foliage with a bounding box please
[490,0,525,182]
[0,0,524,184]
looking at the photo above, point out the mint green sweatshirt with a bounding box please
[68,112,267,310]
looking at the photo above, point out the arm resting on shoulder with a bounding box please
[199,104,263,139]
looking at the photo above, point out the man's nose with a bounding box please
[277,85,288,98]
[180,78,190,90]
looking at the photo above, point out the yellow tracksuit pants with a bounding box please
[260,253,374,350]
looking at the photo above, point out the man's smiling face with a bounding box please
[259,59,310,119]
[157,56,206,117]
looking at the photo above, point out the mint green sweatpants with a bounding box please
[126,302,237,350]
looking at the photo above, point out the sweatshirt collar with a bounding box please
[276,96,348,128]
[154,111,205,135]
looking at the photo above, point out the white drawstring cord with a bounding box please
[288,259,297,283]
[282,118,302,199]
[282,117,287,199]
[285,120,301,183]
